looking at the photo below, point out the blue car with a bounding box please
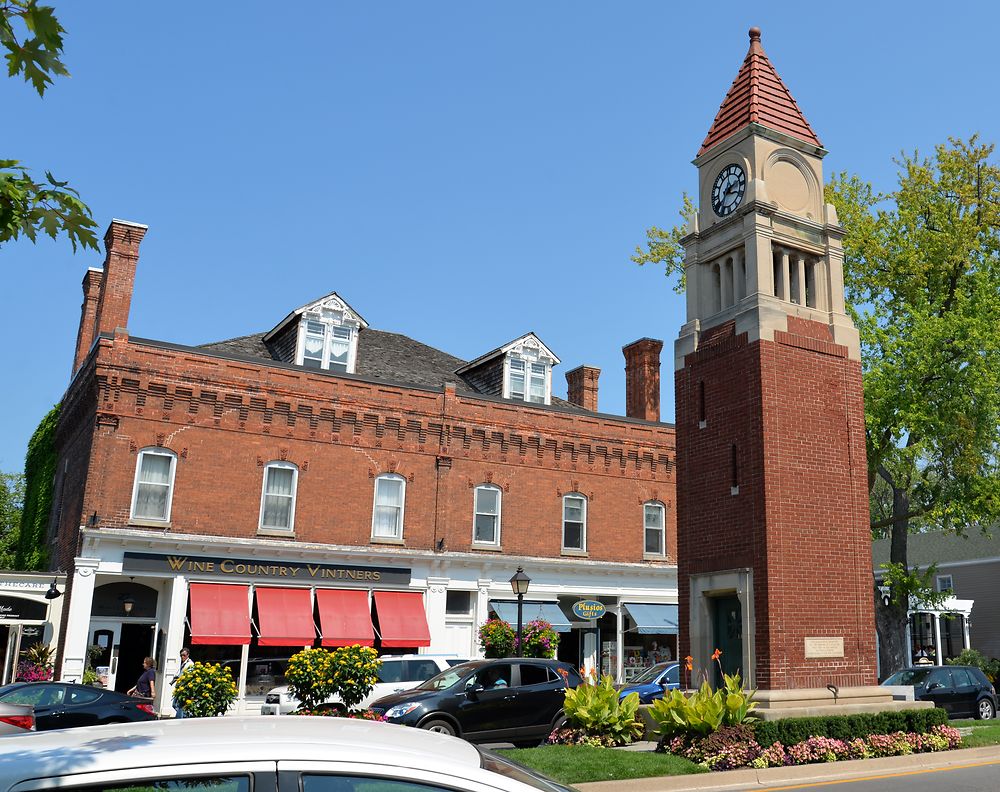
[617,662,680,704]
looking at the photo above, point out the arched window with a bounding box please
[473,485,502,546]
[259,461,298,532]
[130,447,177,522]
[562,493,587,551]
[372,474,406,540]
[644,501,665,556]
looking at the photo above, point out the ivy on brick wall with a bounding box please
[16,403,60,571]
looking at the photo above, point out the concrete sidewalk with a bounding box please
[575,744,1000,791]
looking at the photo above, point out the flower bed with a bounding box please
[291,708,385,721]
[664,723,962,771]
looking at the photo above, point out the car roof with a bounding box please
[0,717,483,786]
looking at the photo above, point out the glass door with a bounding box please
[89,621,120,690]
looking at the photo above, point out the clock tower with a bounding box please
[675,28,876,689]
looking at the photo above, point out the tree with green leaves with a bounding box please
[635,137,1000,676]
[1,1,98,251]
[0,472,25,569]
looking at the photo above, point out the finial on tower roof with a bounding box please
[749,26,761,42]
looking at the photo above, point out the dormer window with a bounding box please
[301,319,354,373]
[507,357,549,404]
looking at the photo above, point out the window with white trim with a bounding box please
[372,474,405,540]
[506,357,550,404]
[936,575,954,593]
[473,485,501,545]
[297,317,357,373]
[259,461,298,531]
[644,501,665,555]
[562,493,587,551]
[130,447,177,522]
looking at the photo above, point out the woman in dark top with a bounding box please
[128,656,156,698]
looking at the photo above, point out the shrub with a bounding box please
[478,618,515,658]
[327,645,381,709]
[947,648,1000,682]
[286,648,337,710]
[561,673,643,745]
[171,662,239,717]
[752,708,949,748]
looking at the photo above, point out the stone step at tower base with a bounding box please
[753,686,932,721]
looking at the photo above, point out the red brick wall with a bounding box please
[54,336,678,567]
[677,319,876,689]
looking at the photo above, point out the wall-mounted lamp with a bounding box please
[122,595,136,615]
[44,579,62,600]
[88,512,99,528]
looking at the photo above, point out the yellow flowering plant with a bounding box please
[286,645,381,712]
[171,661,238,717]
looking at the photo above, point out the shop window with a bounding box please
[562,494,587,551]
[473,485,501,545]
[130,447,177,522]
[644,501,665,556]
[372,474,405,540]
[259,461,298,532]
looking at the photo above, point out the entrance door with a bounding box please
[711,595,743,687]
[114,623,156,694]
[90,621,120,690]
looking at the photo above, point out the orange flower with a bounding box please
[684,655,693,671]
[712,648,722,661]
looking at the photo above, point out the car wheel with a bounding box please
[421,718,456,736]
[977,698,996,720]
[549,712,568,732]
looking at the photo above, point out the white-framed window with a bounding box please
[562,493,587,551]
[259,461,298,531]
[372,474,405,540]
[505,356,550,405]
[473,485,502,545]
[644,501,665,555]
[130,447,177,522]
[297,317,357,373]
[936,575,954,593]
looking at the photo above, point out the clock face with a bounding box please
[711,163,747,217]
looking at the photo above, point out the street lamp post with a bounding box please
[509,566,531,657]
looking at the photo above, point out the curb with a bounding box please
[575,744,1000,791]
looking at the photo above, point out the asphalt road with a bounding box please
[756,758,1000,791]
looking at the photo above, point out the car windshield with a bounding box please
[883,668,933,686]
[416,666,471,691]
[630,663,670,684]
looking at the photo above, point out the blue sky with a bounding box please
[2,1,998,472]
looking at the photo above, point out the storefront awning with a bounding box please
[373,591,431,648]
[255,587,316,647]
[316,589,375,647]
[490,601,571,632]
[623,602,679,634]
[188,583,251,645]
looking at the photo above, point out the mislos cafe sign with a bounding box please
[122,552,411,587]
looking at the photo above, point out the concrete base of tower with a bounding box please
[752,686,934,721]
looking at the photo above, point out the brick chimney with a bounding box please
[93,219,148,341]
[623,338,663,421]
[72,267,105,374]
[565,365,600,412]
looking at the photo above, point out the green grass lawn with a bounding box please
[949,718,1000,748]
[495,745,707,785]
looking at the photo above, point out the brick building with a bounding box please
[51,220,678,713]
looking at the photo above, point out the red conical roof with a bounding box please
[699,27,821,156]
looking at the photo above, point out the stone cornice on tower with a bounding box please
[699,27,821,157]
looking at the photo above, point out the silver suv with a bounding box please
[260,654,469,715]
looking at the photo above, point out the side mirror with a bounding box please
[465,683,484,698]
[926,682,942,691]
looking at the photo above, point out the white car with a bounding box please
[0,717,572,792]
[261,654,470,715]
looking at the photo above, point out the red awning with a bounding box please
[255,587,316,647]
[316,589,375,647]
[374,591,431,648]
[188,583,251,645]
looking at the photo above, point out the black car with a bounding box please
[0,681,158,730]
[369,658,582,746]
[882,665,997,720]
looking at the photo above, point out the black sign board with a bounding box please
[122,552,411,587]
[0,595,48,621]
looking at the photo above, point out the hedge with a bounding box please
[752,707,948,747]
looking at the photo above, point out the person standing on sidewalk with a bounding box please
[170,648,194,718]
